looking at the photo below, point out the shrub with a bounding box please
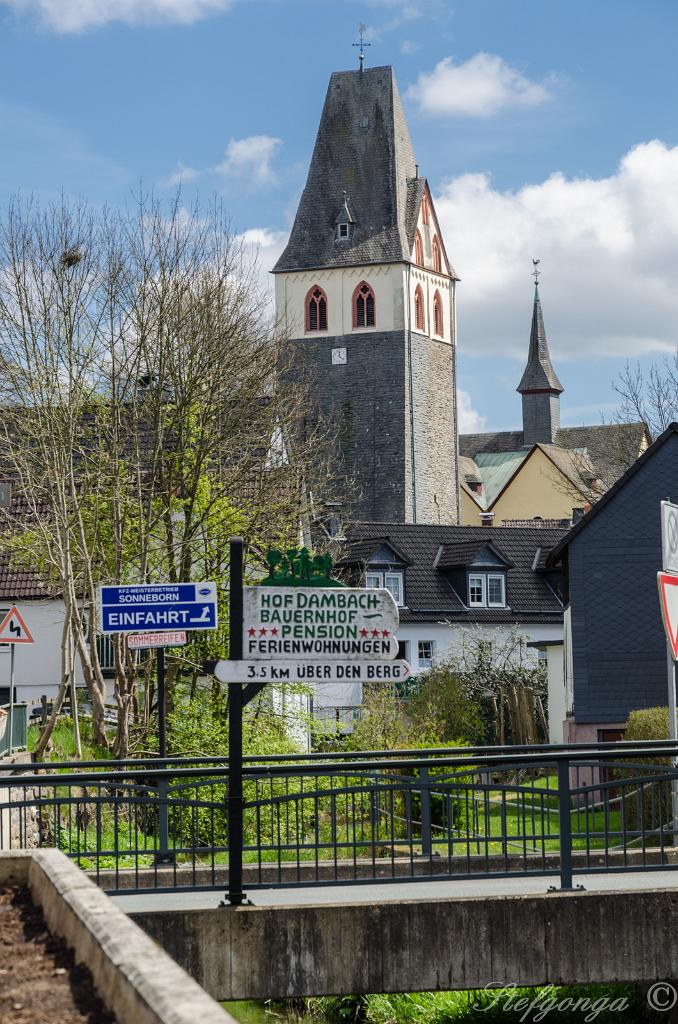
[620,706,671,833]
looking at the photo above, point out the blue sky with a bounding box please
[1,0,677,433]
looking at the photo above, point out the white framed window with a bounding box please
[487,574,506,607]
[418,640,434,669]
[338,223,349,238]
[384,572,403,606]
[469,574,485,607]
[364,569,404,606]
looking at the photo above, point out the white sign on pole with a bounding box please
[242,586,399,661]
[214,658,411,684]
[128,631,187,650]
[662,501,678,574]
[660,501,678,845]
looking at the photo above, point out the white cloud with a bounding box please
[238,227,287,294]
[1,0,233,31]
[457,389,486,433]
[407,53,553,118]
[434,140,678,363]
[161,162,201,189]
[215,135,282,187]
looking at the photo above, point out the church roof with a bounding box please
[517,285,564,394]
[273,66,426,274]
[460,422,649,491]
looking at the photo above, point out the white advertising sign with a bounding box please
[127,631,187,650]
[242,586,399,661]
[662,501,678,575]
[214,659,411,684]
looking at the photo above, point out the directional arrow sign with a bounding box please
[214,659,411,684]
[659,571,678,660]
[98,582,218,635]
[243,586,400,661]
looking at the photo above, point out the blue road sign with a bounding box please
[98,582,218,634]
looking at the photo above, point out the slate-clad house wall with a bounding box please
[548,423,678,736]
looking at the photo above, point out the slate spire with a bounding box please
[517,281,564,446]
[517,283,564,395]
[272,66,417,274]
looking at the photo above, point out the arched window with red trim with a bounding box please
[353,281,376,328]
[414,230,423,266]
[433,290,443,337]
[306,285,328,332]
[421,192,430,225]
[414,284,425,332]
[432,235,442,274]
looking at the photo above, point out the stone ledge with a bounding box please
[0,849,237,1024]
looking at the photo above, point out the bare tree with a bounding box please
[614,353,678,440]
[0,194,341,758]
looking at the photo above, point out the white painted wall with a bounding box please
[0,601,82,707]
[274,262,453,347]
[275,263,405,338]
[395,621,564,673]
[545,644,566,743]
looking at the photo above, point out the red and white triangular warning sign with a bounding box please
[658,572,678,659]
[0,606,34,645]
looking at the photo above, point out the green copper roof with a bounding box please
[474,450,529,506]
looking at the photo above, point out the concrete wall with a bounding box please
[0,850,235,1024]
[132,887,678,1000]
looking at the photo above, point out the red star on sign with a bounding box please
[271,628,279,636]
[382,629,390,637]
[259,627,267,636]
[360,628,369,637]
[371,629,380,638]
[247,628,256,637]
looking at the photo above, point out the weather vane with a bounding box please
[532,259,541,286]
[353,23,371,72]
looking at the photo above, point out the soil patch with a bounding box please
[0,885,116,1024]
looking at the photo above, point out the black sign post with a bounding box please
[227,536,246,906]
[155,646,174,866]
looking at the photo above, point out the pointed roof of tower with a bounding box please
[273,66,421,273]
[517,284,564,394]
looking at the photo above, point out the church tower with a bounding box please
[273,65,459,524]
[517,281,563,445]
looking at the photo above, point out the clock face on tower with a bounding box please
[331,347,347,365]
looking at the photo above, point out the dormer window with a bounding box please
[366,569,404,606]
[468,572,506,608]
[334,195,355,243]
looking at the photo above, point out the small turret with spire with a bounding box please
[517,262,563,445]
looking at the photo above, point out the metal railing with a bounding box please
[0,703,27,757]
[1,741,678,894]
